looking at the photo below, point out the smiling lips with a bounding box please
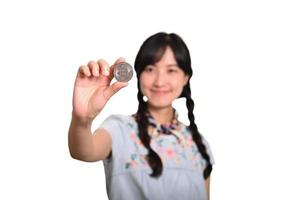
[151,90,170,95]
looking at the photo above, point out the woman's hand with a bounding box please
[72,58,128,121]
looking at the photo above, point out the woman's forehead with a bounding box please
[153,47,178,66]
[149,63,179,68]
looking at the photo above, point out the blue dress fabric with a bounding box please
[100,114,214,200]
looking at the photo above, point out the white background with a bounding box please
[0,0,299,199]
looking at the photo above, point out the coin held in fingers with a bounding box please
[114,62,133,82]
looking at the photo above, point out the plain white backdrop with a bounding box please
[0,0,299,199]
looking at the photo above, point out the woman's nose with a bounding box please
[153,71,166,87]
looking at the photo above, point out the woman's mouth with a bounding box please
[151,90,170,95]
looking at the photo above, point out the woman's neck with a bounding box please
[147,105,174,124]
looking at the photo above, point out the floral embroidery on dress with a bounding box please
[123,117,205,173]
[124,123,149,169]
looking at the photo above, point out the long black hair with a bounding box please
[134,32,212,179]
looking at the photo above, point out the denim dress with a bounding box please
[100,115,214,200]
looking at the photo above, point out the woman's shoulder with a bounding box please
[102,114,137,128]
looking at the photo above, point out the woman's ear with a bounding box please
[184,75,189,86]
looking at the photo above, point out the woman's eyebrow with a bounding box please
[166,64,179,67]
[151,64,178,68]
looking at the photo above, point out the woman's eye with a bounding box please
[145,67,154,72]
[168,69,177,73]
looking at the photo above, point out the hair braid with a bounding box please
[184,83,213,179]
[136,89,163,178]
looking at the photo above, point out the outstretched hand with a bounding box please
[72,58,129,121]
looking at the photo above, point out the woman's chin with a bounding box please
[147,99,173,109]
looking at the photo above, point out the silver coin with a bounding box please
[114,62,133,82]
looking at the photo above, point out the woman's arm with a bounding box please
[68,114,112,162]
[68,58,127,162]
[205,176,211,200]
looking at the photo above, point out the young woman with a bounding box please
[68,32,214,200]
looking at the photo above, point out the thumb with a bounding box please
[104,82,129,100]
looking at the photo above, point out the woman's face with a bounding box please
[140,46,189,109]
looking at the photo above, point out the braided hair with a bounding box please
[134,32,212,179]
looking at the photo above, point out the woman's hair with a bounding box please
[134,32,212,179]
